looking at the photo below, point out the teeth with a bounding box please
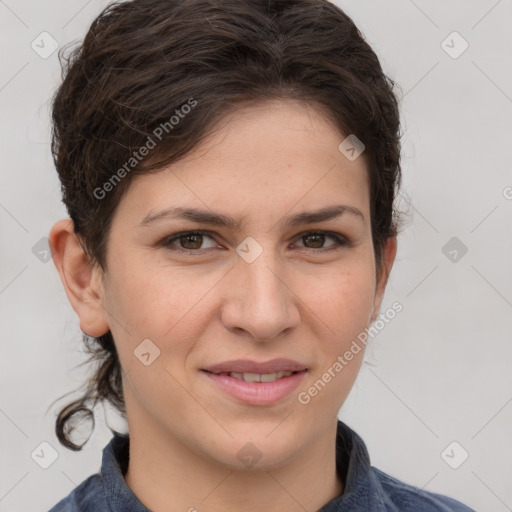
[222,371,294,382]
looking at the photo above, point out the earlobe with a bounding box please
[370,237,397,323]
[49,219,110,337]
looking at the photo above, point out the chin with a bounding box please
[200,423,305,471]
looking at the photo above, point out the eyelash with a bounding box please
[160,230,351,255]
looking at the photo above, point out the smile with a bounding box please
[201,369,308,405]
[209,370,295,382]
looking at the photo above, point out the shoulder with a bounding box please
[371,467,475,512]
[331,421,475,512]
[47,474,107,512]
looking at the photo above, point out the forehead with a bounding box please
[115,100,370,224]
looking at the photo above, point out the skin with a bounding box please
[50,100,396,512]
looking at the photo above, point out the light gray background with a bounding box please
[1,1,511,511]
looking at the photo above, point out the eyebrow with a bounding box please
[139,204,364,230]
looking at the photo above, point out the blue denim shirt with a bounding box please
[48,420,475,511]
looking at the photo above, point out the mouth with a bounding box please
[200,359,308,405]
[202,369,304,383]
[202,358,308,375]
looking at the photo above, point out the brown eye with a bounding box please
[179,233,204,250]
[302,233,326,249]
[163,230,218,251]
[295,232,348,251]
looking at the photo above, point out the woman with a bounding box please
[47,0,474,510]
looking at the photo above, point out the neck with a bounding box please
[124,418,344,512]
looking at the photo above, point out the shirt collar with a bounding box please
[100,432,150,511]
[100,420,385,511]
[319,420,386,510]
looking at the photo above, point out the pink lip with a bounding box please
[201,369,307,405]
[203,358,307,374]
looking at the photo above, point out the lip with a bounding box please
[201,369,307,405]
[203,358,308,374]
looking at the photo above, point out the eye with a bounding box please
[293,231,350,252]
[162,230,219,252]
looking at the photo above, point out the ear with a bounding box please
[49,219,110,337]
[370,237,397,323]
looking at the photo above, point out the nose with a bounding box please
[220,244,301,342]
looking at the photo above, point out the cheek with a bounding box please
[298,268,375,412]
[308,264,376,341]
[103,261,219,358]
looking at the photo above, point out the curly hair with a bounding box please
[50,0,403,450]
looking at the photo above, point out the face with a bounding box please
[94,100,394,469]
